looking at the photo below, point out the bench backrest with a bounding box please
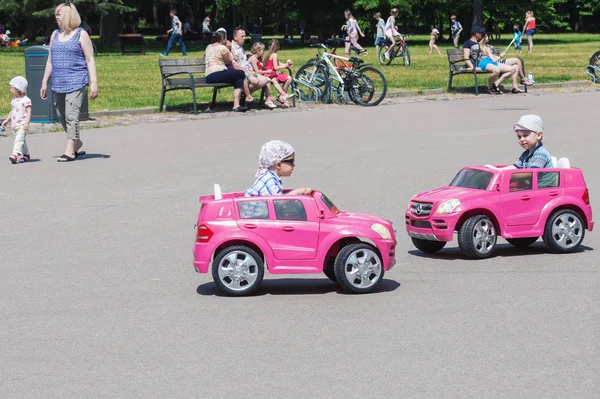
[159,58,206,75]
[447,48,468,71]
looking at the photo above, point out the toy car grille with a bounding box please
[411,201,433,216]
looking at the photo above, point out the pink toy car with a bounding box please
[405,163,593,259]
[193,187,397,295]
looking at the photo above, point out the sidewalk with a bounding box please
[5,81,597,136]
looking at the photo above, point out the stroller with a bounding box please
[586,51,600,83]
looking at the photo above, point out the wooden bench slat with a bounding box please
[161,65,206,74]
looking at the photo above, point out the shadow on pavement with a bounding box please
[51,153,111,161]
[408,243,594,261]
[196,278,401,297]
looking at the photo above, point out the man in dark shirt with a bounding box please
[463,25,485,70]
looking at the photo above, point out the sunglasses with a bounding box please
[281,158,295,167]
[65,1,71,6]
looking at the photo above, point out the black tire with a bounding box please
[212,245,264,296]
[378,45,392,66]
[403,47,411,66]
[323,266,338,283]
[542,210,585,253]
[334,243,384,294]
[457,215,498,259]
[411,237,446,254]
[351,67,387,106]
[506,237,538,248]
[589,51,600,83]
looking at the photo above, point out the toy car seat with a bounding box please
[551,156,558,168]
[556,158,570,168]
[214,184,223,199]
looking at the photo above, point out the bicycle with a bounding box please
[585,50,600,83]
[294,42,387,106]
[378,35,411,66]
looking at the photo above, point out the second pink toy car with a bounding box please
[193,187,397,295]
[405,163,593,259]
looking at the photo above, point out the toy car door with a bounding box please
[268,198,319,260]
[501,171,540,226]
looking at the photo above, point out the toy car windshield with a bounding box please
[321,193,340,215]
[449,169,494,190]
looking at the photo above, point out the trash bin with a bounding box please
[25,45,88,123]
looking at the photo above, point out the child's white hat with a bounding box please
[514,114,544,133]
[432,28,439,34]
[9,76,28,93]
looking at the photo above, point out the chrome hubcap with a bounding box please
[344,249,382,289]
[217,251,258,291]
[472,219,496,254]
[551,213,583,249]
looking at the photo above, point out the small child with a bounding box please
[245,140,311,197]
[263,40,295,107]
[248,42,293,109]
[1,76,32,164]
[341,10,367,56]
[374,12,386,57]
[513,25,522,54]
[504,115,552,170]
[429,28,441,55]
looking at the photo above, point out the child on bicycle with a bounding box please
[383,8,401,60]
[429,28,441,55]
[263,39,295,107]
[341,10,367,57]
[245,140,311,197]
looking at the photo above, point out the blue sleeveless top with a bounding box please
[50,28,89,93]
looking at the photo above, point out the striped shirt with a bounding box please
[514,143,552,169]
[245,170,283,197]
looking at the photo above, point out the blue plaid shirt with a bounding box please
[245,170,283,197]
[514,143,552,169]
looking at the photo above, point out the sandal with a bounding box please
[493,84,504,94]
[486,86,497,95]
[57,153,76,162]
[74,151,86,159]
[276,95,286,104]
[511,88,525,94]
[281,101,291,108]
[521,79,534,86]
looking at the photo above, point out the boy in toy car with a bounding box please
[502,114,552,170]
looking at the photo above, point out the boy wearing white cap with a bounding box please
[503,114,552,170]
[1,76,32,164]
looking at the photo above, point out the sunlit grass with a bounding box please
[0,33,597,115]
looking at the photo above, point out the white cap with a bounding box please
[432,28,439,34]
[216,27,227,34]
[9,76,28,93]
[513,114,543,133]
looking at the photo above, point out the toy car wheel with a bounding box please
[458,215,497,259]
[334,243,384,294]
[212,245,264,296]
[506,237,538,248]
[543,210,585,253]
[411,237,446,254]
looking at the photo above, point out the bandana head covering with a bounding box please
[255,140,295,177]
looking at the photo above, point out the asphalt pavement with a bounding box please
[1,90,599,398]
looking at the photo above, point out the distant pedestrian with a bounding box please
[2,76,32,164]
[450,15,462,48]
[341,10,367,56]
[373,12,386,57]
[202,16,211,40]
[522,10,536,54]
[429,28,441,55]
[513,25,522,54]
[160,9,186,56]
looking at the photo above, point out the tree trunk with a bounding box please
[473,0,484,26]
[100,12,122,48]
[153,0,160,28]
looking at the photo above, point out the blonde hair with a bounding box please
[251,42,265,54]
[391,8,399,16]
[56,3,82,31]
[263,39,280,64]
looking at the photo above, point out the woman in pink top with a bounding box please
[522,10,536,54]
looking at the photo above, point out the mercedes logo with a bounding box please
[415,204,423,215]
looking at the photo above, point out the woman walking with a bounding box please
[41,2,98,162]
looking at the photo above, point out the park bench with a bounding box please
[118,33,147,55]
[159,58,296,114]
[446,48,527,95]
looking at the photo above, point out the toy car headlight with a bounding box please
[435,199,461,214]
[371,223,392,240]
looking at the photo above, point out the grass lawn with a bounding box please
[0,33,598,115]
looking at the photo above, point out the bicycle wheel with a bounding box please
[295,61,330,103]
[378,45,392,66]
[403,47,411,66]
[588,51,600,83]
[351,67,387,107]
